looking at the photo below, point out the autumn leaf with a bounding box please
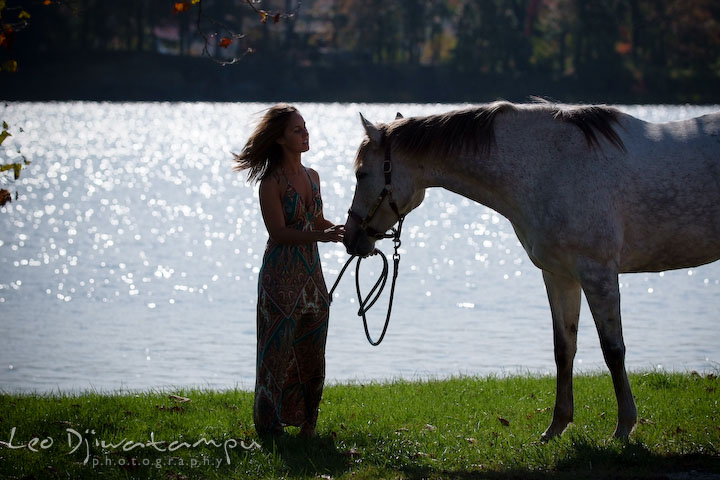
[18,10,30,20]
[0,188,11,207]
[616,42,632,55]
[0,25,14,49]
[0,129,11,145]
[1,162,23,180]
[219,37,232,48]
[191,0,200,3]
[168,394,191,403]
[273,13,280,24]
[1,60,17,72]
[43,0,52,5]
[259,10,268,23]
[498,416,510,426]
[172,1,191,14]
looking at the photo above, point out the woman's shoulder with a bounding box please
[306,167,321,183]
[259,171,285,195]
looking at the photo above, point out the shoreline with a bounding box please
[2,367,717,397]
[4,52,720,105]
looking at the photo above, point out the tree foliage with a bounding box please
[1,0,719,102]
[3,0,718,84]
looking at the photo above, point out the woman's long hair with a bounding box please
[233,104,299,183]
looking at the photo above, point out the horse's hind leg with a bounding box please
[541,270,582,441]
[578,261,637,439]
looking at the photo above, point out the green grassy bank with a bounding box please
[1,372,718,479]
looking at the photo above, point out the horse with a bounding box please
[342,100,720,440]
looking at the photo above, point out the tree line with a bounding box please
[3,0,720,102]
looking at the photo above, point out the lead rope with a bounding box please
[328,217,404,346]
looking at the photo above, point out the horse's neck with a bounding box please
[427,158,520,223]
[421,113,552,224]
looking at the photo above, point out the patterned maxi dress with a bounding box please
[254,168,329,434]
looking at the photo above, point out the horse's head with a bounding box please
[344,113,426,257]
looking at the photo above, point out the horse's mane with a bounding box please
[383,100,626,160]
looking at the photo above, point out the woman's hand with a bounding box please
[317,224,344,243]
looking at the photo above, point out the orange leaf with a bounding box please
[43,0,52,4]
[273,13,280,23]
[615,42,632,55]
[0,189,12,207]
[219,37,232,48]
[259,10,268,23]
[172,1,190,14]
[18,10,31,20]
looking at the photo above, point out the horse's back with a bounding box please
[620,111,720,162]
[615,112,720,272]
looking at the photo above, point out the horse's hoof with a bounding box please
[540,425,567,442]
[612,425,635,441]
[611,416,637,440]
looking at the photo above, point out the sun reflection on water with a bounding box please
[0,102,718,392]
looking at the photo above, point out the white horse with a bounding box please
[343,101,720,439]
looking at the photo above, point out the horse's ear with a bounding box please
[395,112,403,120]
[360,113,383,145]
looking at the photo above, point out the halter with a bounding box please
[347,133,405,242]
[329,132,405,346]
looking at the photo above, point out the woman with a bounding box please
[234,104,344,437]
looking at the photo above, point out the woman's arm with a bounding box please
[307,168,344,233]
[259,176,343,244]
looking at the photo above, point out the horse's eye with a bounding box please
[356,171,368,181]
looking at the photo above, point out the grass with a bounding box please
[0,371,718,479]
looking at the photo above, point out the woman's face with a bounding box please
[277,112,309,155]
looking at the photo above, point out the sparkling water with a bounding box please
[1,102,718,393]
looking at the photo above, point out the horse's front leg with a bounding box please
[541,270,582,441]
[578,260,637,439]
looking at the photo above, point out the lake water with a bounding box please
[1,102,718,394]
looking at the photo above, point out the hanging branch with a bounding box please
[195,0,249,66]
[244,0,301,26]
[175,0,301,66]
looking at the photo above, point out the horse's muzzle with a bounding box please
[343,218,376,257]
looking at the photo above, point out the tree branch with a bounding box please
[191,0,302,66]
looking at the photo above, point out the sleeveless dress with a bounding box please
[253,168,330,434]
